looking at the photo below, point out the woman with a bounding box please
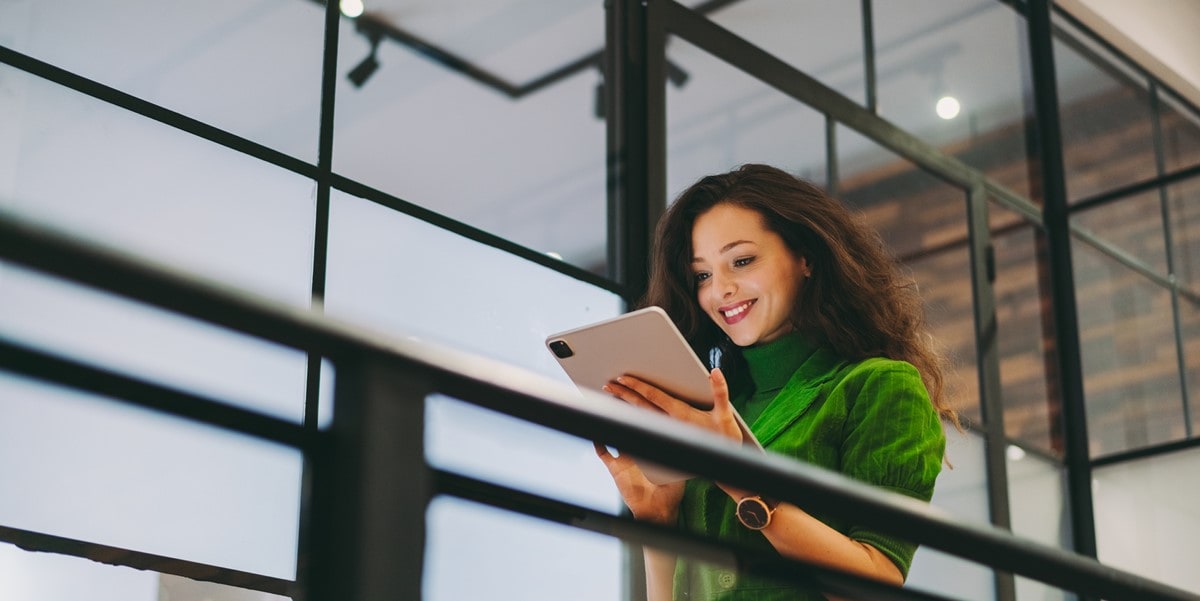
[595,164,956,600]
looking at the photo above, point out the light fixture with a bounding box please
[936,95,961,120]
[348,28,382,88]
[1006,444,1026,462]
[339,0,365,19]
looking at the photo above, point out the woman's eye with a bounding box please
[733,256,755,268]
[693,272,711,284]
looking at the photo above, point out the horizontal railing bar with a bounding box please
[0,335,309,449]
[0,524,292,596]
[433,469,962,601]
[2,211,1196,601]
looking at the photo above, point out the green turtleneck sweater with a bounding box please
[673,333,946,600]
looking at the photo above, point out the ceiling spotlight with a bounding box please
[348,29,382,88]
[339,0,364,19]
[936,95,961,120]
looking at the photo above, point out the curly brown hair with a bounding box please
[641,163,956,424]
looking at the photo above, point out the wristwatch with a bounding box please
[735,495,779,530]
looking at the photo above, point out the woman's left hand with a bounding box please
[605,368,743,444]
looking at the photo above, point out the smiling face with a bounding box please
[691,203,811,347]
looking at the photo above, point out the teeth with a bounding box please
[723,301,751,317]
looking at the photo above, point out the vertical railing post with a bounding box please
[301,351,431,601]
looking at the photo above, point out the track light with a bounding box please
[348,28,382,88]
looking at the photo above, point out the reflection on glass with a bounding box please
[665,35,828,198]
[873,0,1034,200]
[1159,90,1200,173]
[0,0,326,160]
[331,10,607,273]
[704,0,865,105]
[1007,447,1071,601]
[990,202,1059,455]
[1167,177,1200,298]
[907,430,995,600]
[1071,191,1169,277]
[1072,239,1185,456]
[425,497,622,601]
[1094,446,1200,593]
[836,126,979,423]
[0,374,302,579]
[1053,18,1157,203]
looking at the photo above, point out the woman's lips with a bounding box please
[720,300,755,325]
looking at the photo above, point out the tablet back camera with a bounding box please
[549,339,574,358]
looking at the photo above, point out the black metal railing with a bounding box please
[1,210,1197,601]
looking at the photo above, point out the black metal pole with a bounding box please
[300,353,431,601]
[1026,0,1099,576]
[606,0,661,305]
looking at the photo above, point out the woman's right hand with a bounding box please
[594,442,685,525]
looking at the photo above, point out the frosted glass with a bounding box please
[324,189,623,510]
[1094,447,1200,594]
[0,542,158,601]
[0,264,309,423]
[0,64,317,307]
[0,375,303,580]
[424,497,622,601]
[0,0,325,160]
[1008,449,1070,601]
[907,429,995,600]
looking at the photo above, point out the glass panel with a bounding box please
[704,0,865,106]
[324,190,623,510]
[1159,90,1200,173]
[1073,239,1185,456]
[0,64,317,308]
[425,497,622,601]
[874,0,1034,200]
[0,542,158,601]
[360,0,603,85]
[0,374,302,579]
[1184,293,1199,437]
[1167,175,1200,298]
[1007,446,1071,601]
[1094,446,1200,593]
[837,126,979,423]
[1071,190,1169,278]
[992,202,1060,455]
[0,264,309,422]
[908,430,995,600]
[1053,18,1158,203]
[0,544,286,601]
[0,0,325,161]
[665,35,828,196]
[331,11,607,273]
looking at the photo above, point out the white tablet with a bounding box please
[546,306,762,484]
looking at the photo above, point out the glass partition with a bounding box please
[1007,446,1071,600]
[665,35,828,194]
[1073,239,1185,456]
[0,0,326,161]
[990,202,1059,456]
[1158,90,1200,173]
[1094,446,1200,593]
[0,374,302,579]
[330,3,608,273]
[1071,190,1170,276]
[1053,17,1158,203]
[704,0,866,106]
[873,0,1034,200]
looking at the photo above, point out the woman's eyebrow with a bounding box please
[692,239,754,262]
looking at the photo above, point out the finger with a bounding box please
[615,375,690,414]
[709,367,732,417]
[605,381,665,413]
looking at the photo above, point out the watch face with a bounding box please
[737,497,771,530]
